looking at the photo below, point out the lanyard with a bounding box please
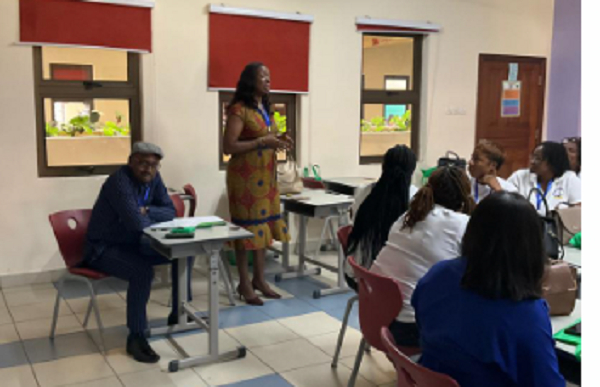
[536,180,553,210]
[474,183,479,204]
[138,186,150,207]
[258,106,271,127]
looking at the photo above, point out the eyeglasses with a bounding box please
[136,160,161,170]
[562,137,580,144]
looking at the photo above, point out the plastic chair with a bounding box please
[300,178,343,259]
[170,193,185,218]
[302,177,326,189]
[381,327,460,387]
[48,209,108,351]
[183,183,197,217]
[331,225,360,368]
[346,256,421,387]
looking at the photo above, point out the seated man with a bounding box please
[467,140,516,204]
[84,142,180,363]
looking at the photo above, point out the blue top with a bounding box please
[412,257,565,387]
[84,166,175,263]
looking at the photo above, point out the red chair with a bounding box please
[302,177,326,189]
[381,327,460,387]
[170,193,185,218]
[337,225,352,256]
[183,183,197,217]
[346,256,421,387]
[48,209,108,350]
[331,225,359,368]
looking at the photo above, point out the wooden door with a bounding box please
[475,55,546,178]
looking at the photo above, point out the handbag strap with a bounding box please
[527,187,551,216]
[445,151,460,160]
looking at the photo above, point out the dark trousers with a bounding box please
[88,243,182,335]
[389,320,420,348]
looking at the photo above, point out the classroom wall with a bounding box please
[546,0,581,141]
[0,0,554,280]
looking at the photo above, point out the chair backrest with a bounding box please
[348,256,405,352]
[381,327,460,387]
[48,209,93,269]
[170,194,185,218]
[183,183,197,217]
[302,177,326,189]
[337,225,353,256]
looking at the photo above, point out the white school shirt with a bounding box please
[370,205,469,323]
[471,176,517,204]
[345,184,418,278]
[508,169,582,216]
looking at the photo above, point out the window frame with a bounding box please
[218,92,297,170]
[359,33,423,165]
[34,47,142,177]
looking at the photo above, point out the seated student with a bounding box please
[345,145,417,291]
[468,140,516,203]
[508,141,581,215]
[84,142,181,364]
[370,166,474,347]
[562,136,581,177]
[412,192,565,387]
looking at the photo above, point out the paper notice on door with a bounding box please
[501,81,521,117]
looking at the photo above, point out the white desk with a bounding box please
[551,300,581,356]
[144,223,253,372]
[324,177,376,196]
[276,189,354,298]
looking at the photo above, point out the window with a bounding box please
[360,34,423,164]
[218,92,297,170]
[34,46,141,177]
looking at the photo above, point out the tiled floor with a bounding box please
[0,252,581,387]
[0,253,398,387]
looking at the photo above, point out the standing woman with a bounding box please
[223,62,292,305]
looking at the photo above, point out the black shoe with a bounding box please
[126,334,160,364]
[167,312,194,326]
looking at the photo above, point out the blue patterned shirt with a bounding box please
[84,166,175,263]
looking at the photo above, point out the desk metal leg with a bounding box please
[167,247,245,372]
[313,209,349,298]
[269,211,299,278]
[276,209,350,298]
[149,247,246,372]
[276,215,321,282]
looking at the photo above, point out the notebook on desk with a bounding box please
[152,216,226,230]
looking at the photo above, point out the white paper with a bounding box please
[508,63,518,82]
[152,216,224,229]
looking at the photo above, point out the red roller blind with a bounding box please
[19,0,152,52]
[209,12,311,93]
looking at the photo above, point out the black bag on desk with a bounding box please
[528,187,563,259]
[437,151,467,170]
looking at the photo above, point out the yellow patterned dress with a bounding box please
[226,102,290,250]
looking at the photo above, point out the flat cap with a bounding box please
[131,142,164,159]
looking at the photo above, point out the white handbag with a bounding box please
[277,157,303,194]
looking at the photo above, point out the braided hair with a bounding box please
[347,145,417,267]
[403,166,475,230]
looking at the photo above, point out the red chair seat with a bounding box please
[68,267,109,280]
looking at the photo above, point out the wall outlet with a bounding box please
[446,107,467,115]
